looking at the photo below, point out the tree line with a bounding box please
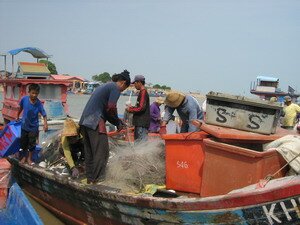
[92,72,171,90]
[40,61,171,90]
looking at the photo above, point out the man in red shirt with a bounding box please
[126,75,150,143]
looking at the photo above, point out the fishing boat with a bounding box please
[7,148,300,225]
[7,120,300,225]
[2,49,300,224]
[0,47,71,126]
[0,158,43,225]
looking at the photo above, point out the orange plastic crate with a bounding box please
[201,138,287,197]
[163,131,208,194]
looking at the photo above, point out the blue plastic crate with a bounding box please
[0,121,21,157]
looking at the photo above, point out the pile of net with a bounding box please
[105,138,166,193]
[38,129,63,165]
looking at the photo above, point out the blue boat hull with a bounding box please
[0,182,43,225]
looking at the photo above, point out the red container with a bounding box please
[0,120,21,157]
[201,138,287,197]
[163,131,208,194]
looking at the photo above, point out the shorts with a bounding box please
[20,129,38,152]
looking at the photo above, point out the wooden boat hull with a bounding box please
[9,158,300,225]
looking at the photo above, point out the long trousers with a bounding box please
[80,125,109,182]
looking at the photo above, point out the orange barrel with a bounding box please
[162,131,209,194]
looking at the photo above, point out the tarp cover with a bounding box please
[8,47,51,59]
[265,135,300,174]
[257,76,279,82]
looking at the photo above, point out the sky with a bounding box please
[1,0,300,95]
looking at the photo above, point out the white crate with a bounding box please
[205,92,282,134]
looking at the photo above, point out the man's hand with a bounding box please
[43,124,48,132]
[159,125,167,135]
[71,167,79,178]
[117,120,127,132]
[191,119,203,128]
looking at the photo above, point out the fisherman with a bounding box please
[160,91,203,133]
[17,84,48,165]
[126,75,150,142]
[149,97,164,133]
[61,118,84,178]
[79,70,130,184]
[282,96,300,130]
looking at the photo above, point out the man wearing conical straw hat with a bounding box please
[61,118,84,178]
[161,91,203,133]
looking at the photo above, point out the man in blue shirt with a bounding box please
[79,70,131,184]
[17,84,48,165]
[161,91,203,133]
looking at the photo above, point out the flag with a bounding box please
[288,85,295,94]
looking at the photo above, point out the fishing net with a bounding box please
[105,138,166,193]
[38,129,64,165]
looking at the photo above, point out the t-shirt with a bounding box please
[283,103,300,127]
[163,95,203,132]
[19,96,47,132]
[79,82,121,130]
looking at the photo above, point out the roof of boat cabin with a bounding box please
[256,76,279,82]
[18,62,50,74]
[8,47,51,58]
[50,74,86,82]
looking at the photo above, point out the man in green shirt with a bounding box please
[61,119,84,178]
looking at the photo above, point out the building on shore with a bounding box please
[50,74,87,93]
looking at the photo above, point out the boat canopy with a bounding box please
[256,76,279,82]
[8,47,51,59]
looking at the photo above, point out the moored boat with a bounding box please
[8,156,300,225]
[0,47,72,126]
[0,158,43,225]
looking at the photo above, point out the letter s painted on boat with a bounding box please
[247,114,262,130]
[216,108,227,123]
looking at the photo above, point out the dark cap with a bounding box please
[132,75,145,84]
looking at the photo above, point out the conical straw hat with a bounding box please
[62,118,79,137]
[155,97,164,104]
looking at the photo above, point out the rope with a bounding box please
[262,151,300,185]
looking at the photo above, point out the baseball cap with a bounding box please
[132,75,145,84]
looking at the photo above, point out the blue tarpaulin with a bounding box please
[8,47,51,59]
[0,183,43,225]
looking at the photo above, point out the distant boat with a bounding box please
[250,75,299,102]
